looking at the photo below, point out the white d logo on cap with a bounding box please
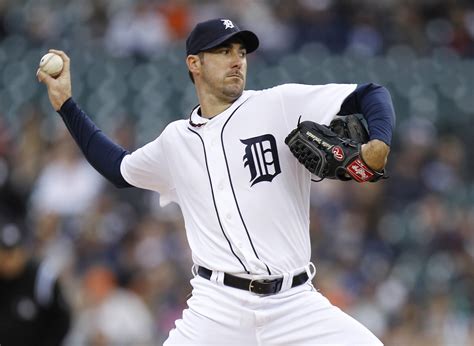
[221,19,234,29]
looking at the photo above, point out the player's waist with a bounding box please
[194,262,315,295]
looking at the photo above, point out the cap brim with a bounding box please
[200,30,259,54]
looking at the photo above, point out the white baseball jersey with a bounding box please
[121,83,357,275]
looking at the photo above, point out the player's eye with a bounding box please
[239,50,247,58]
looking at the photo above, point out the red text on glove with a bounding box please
[346,158,374,182]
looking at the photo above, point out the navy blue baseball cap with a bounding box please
[186,18,259,55]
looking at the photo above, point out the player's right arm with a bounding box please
[56,98,132,188]
[37,49,131,188]
[38,50,174,197]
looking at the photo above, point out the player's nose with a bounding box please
[228,48,243,67]
[230,54,243,70]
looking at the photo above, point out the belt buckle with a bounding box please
[248,279,256,293]
[248,278,283,295]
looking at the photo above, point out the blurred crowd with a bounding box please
[2,0,474,57]
[1,0,474,345]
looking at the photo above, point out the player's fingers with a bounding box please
[49,49,70,73]
[37,69,54,84]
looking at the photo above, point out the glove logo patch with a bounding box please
[332,146,344,161]
[241,134,281,186]
[347,158,374,182]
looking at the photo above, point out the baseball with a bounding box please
[38,53,63,78]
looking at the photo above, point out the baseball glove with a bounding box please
[284,115,385,182]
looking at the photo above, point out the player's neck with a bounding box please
[196,89,239,118]
[199,103,232,118]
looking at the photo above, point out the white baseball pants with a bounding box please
[164,272,382,345]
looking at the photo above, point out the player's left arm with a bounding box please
[338,83,395,171]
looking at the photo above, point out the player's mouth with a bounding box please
[227,72,243,80]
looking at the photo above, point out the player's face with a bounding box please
[199,42,247,100]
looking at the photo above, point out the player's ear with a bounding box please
[186,54,201,77]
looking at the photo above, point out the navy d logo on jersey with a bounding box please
[241,134,281,186]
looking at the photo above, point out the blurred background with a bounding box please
[0,0,474,344]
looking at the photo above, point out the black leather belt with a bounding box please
[197,266,309,295]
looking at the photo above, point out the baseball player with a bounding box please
[38,18,395,345]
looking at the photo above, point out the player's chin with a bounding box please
[223,81,244,98]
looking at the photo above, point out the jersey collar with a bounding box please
[189,91,252,127]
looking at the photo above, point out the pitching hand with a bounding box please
[361,139,390,172]
[37,49,72,111]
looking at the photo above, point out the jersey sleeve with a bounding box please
[339,83,395,146]
[275,83,357,128]
[58,98,131,188]
[120,129,176,205]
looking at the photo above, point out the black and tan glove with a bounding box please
[285,115,386,182]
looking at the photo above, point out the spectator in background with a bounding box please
[66,264,156,345]
[159,0,192,40]
[104,1,171,58]
[0,115,27,220]
[0,221,71,346]
[29,127,105,218]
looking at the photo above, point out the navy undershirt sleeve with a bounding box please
[338,83,395,146]
[58,98,132,188]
